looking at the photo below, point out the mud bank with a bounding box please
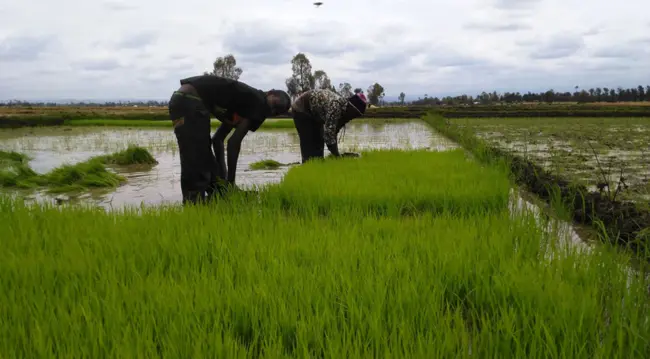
[423,114,650,258]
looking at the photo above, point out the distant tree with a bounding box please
[285,53,314,99]
[313,70,332,91]
[338,83,353,98]
[285,78,299,99]
[478,91,490,104]
[205,54,242,80]
[366,83,385,106]
[398,92,406,105]
[543,89,555,104]
[638,85,645,101]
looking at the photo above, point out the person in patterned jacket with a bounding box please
[290,89,368,163]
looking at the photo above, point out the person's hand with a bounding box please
[231,113,243,126]
[341,152,360,158]
[220,113,242,127]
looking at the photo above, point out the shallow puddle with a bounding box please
[0,120,457,207]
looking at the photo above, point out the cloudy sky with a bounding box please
[1,0,649,101]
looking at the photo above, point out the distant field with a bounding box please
[449,117,650,203]
[0,105,420,118]
[2,102,650,120]
[516,102,650,106]
[423,114,650,261]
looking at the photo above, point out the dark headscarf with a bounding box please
[347,92,368,116]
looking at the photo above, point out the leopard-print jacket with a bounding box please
[291,89,348,147]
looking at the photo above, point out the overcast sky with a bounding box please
[1,0,649,101]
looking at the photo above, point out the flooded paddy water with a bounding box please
[0,120,456,208]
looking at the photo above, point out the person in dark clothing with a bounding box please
[168,75,291,204]
[290,89,368,163]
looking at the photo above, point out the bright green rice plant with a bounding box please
[1,147,648,357]
[97,144,159,166]
[249,159,284,170]
[263,149,512,217]
[0,150,43,188]
[0,191,648,357]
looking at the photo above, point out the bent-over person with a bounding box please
[168,74,291,204]
[290,89,368,163]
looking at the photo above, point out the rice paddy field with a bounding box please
[0,118,451,207]
[2,117,650,357]
[449,117,650,203]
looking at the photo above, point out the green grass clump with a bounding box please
[0,146,157,193]
[97,145,159,166]
[43,159,125,193]
[249,159,285,170]
[266,149,512,216]
[0,150,29,163]
[0,150,43,188]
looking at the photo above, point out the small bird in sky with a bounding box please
[313,2,323,7]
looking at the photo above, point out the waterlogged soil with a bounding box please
[452,117,650,202]
[0,120,456,207]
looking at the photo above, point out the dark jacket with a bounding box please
[180,75,270,131]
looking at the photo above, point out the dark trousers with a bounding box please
[292,112,324,163]
[168,91,224,204]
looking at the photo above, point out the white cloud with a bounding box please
[0,0,648,101]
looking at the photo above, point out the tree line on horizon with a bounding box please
[2,53,649,107]
[205,53,387,107]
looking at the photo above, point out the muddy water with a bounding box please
[0,120,457,208]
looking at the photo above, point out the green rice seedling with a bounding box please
[1,192,648,357]
[0,150,44,188]
[0,150,29,164]
[97,144,159,166]
[249,159,284,170]
[43,158,125,193]
[0,147,158,193]
[263,149,512,217]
